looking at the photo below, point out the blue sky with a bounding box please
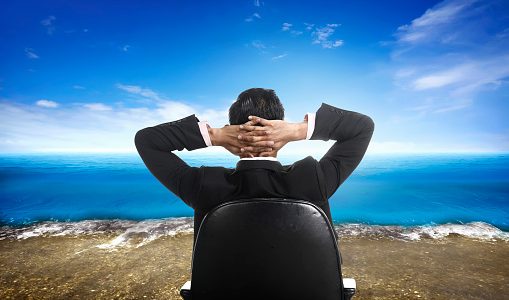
[1,0,508,155]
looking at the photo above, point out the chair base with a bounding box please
[180,278,356,299]
[180,281,191,300]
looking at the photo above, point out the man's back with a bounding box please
[134,102,374,242]
[193,156,330,229]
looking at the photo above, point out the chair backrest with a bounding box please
[190,198,345,300]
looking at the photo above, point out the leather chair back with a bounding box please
[190,198,345,300]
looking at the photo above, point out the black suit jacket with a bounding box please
[134,103,374,242]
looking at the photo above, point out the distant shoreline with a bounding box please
[1,151,509,156]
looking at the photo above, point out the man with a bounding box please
[134,88,374,243]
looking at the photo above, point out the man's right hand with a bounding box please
[237,116,308,157]
[208,123,275,157]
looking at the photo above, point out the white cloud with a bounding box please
[253,0,263,7]
[282,22,303,36]
[282,23,292,31]
[394,68,415,78]
[73,85,86,90]
[24,48,39,59]
[389,0,509,114]
[116,84,163,102]
[116,83,228,124]
[249,40,269,55]
[272,53,288,60]
[83,103,112,111]
[367,137,507,153]
[36,99,58,108]
[412,58,509,93]
[2,91,503,153]
[245,13,261,22]
[0,90,229,153]
[432,99,473,113]
[251,40,266,50]
[395,0,475,44]
[251,40,265,49]
[312,24,344,48]
[405,97,473,114]
[412,64,472,90]
[330,40,344,47]
[41,15,56,35]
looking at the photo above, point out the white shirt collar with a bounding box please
[239,156,278,161]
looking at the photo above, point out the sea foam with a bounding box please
[335,222,509,241]
[1,219,507,249]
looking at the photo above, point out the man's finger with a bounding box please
[239,152,254,158]
[241,140,275,147]
[241,130,269,136]
[239,124,267,131]
[248,115,271,126]
[241,147,273,153]
[238,134,271,143]
[259,151,274,157]
[242,118,263,127]
[224,124,242,132]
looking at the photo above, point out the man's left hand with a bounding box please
[208,123,275,157]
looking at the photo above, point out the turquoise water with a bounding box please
[1,153,508,231]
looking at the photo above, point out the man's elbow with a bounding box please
[364,115,375,133]
[366,116,375,131]
[134,127,151,149]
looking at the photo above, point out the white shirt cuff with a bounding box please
[305,112,316,140]
[198,121,212,146]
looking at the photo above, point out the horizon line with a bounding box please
[1,151,508,155]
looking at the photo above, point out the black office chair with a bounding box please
[180,198,356,300]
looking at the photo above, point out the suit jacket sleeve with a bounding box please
[134,114,206,208]
[310,103,375,199]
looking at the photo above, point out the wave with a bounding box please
[1,219,507,250]
[335,222,509,241]
[0,218,194,249]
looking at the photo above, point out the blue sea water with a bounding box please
[1,153,508,232]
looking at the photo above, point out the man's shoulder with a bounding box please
[282,155,319,169]
[290,155,318,165]
[200,165,235,171]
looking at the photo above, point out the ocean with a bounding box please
[1,153,508,243]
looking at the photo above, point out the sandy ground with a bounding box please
[0,234,508,299]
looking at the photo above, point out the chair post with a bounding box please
[180,281,191,300]
[342,278,356,300]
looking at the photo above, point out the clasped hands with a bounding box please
[209,116,308,158]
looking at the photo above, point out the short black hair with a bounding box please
[229,88,285,125]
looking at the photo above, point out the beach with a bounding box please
[1,231,508,300]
